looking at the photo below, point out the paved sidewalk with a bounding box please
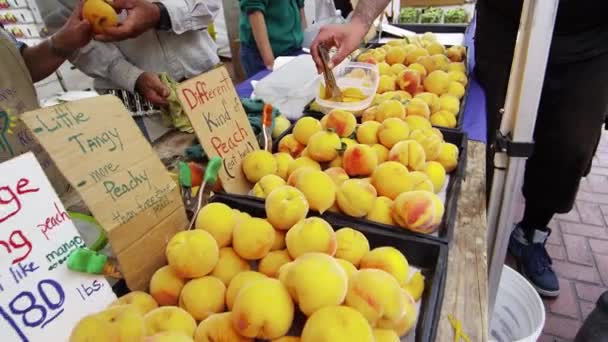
[535,130,608,341]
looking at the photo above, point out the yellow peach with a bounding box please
[448,70,468,86]
[356,121,382,144]
[179,276,225,321]
[259,250,293,278]
[377,75,397,94]
[335,227,370,267]
[146,331,193,342]
[211,247,251,285]
[430,110,457,128]
[376,290,417,337]
[403,271,425,301]
[378,118,410,149]
[293,117,322,145]
[378,62,392,76]
[194,312,252,342]
[392,190,444,233]
[343,144,378,177]
[422,161,447,193]
[324,167,350,187]
[307,130,342,162]
[233,217,275,260]
[405,97,430,119]
[278,134,306,158]
[195,202,235,247]
[430,54,450,72]
[274,152,294,180]
[397,69,422,96]
[426,42,446,55]
[82,0,118,34]
[360,246,410,286]
[225,271,267,310]
[447,81,465,99]
[366,196,395,225]
[336,258,358,278]
[282,253,348,316]
[405,47,429,65]
[110,291,158,316]
[408,63,427,79]
[415,92,441,113]
[409,129,442,161]
[324,110,357,137]
[70,305,144,342]
[286,156,321,178]
[423,70,450,95]
[372,144,390,163]
[437,142,459,173]
[286,217,337,258]
[232,278,294,339]
[376,99,406,122]
[144,306,197,337]
[301,305,374,342]
[439,94,460,114]
[273,115,291,139]
[345,269,406,326]
[242,150,277,183]
[149,265,186,306]
[271,229,287,251]
[386,46,407,65]
[265,185,309,230]
[336,179,378,217]
[390,63,407,76]
[405,171,434,192]
[287,167,315,187]
[373,329,400,342]
[294,169,336,213]
[252,174,287,199]
[371,161,410,200]
[166,230,219,279]
[388,140,426,171]
[405,115,432,132]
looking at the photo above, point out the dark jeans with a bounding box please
[476,38,608,215]
[240,44,304,78]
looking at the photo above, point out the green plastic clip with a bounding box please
[67,248,108,275]
[205,156,222,185]
[178,161,192,188]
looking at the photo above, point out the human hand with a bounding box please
[95,0,161,42]
[136,72,169,107]
[310,20,368,72]
[52,0,93,52]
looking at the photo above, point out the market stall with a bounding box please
[0,3,490,342]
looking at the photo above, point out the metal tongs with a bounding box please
[318,44,342,100]
[262,103,273,152]
[187,156,222,230]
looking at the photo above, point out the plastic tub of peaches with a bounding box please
[247,121,467,245]
[304,43,470,133]
[211,192,449,342]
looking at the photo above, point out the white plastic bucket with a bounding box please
[490,265,546,342]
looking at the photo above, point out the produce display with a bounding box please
[255,105,460,235]
[70,200,426,341]
[399,7,470,25]
[353,34,467,129]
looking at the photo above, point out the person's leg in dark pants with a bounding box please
[240,43,267,78]
[509,52,608,297]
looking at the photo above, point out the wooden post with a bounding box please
[222,0,245,82]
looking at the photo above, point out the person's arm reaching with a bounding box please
[21,1,92,82]
[310,0,391,70]
[95,0,220,41]
[300,8,307,30]
[249,11,275,70]
[71,41,169,106]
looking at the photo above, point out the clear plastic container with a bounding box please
[315,62,379,112]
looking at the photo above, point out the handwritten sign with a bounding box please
[177,66,259,194]
[20,96,188,290]
[0,153,116,342]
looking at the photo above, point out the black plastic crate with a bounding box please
[393,23,468,33]
[209,193,448,342]
[266,120,466,245]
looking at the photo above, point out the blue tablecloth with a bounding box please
[235,23,487,143]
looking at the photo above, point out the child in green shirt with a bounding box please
[239,0,307,77]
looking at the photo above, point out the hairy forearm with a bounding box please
[21,40,66,82]
[351,0,391,30]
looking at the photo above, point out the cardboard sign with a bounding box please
[0,153,117,342]
[177,66,259,194]
[20,96,188,290]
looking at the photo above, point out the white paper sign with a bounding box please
[0,153,116,342]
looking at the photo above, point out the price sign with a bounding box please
[20,96,188,290]
[177,66,259,194]
[0,153,116,342]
